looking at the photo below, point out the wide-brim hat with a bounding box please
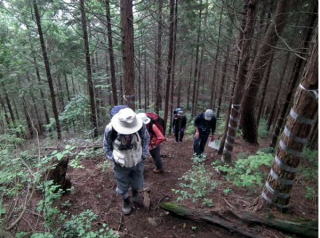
[111,108,143,135]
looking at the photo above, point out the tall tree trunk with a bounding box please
[120,0,135,109]
[240,0,289,144]
[256,52,274,125]
[217,47,230,118]
[80,0,98,137]
[64,73,71,102]
[27,75,43,134]
[194,48,204,114]
[258,33,317,211]
[144,48,148,110]
[105,0,118,105]
[169,0,178,134]
[56,74,65,111]
[155,0,163,114]
[191,0,202,117]
[138,43,142,109]
[222,0,257,163]
[0,97,11,129]
[1,83,16,127]
[186,52,193,110]
[22,98,33,139]
[33,0,61,139]
[164,0,175,131]
[209,5,223,108]
[270,5,316,147]
[267,52,290,130]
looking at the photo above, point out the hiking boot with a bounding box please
[122,198,132,215]
[153,168,164,174]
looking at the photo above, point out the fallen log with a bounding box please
[160,202,261,238]
[229,210,318,238]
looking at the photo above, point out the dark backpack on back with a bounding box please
[146,112,165,136]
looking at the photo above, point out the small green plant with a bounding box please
[202,198,214,207]
[305,186,317,200]
[300,148,318,182]
[191,153,207,163]
[213,151,273,188]
[62,210,119,238]
[172,164,218,206]
[37,180,65,230]
[223,188,232,195]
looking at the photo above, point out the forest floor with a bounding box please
[17,135,317,238]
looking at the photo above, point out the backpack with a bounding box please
[146,112,166,136]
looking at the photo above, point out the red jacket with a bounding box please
[149,124,166,150]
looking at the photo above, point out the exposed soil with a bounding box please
[14,135,317,237]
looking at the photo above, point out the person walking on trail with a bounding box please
[172,109,187,142]
[103,107,150,215]
[193,109,216,156]
[138,113,166,173]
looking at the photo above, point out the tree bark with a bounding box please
[160,202,261,238]
[105,0,118,106]
[33,0,61,139]
[222,0,257,162]
[216,47,230,118]
[258,33,318,211]
[119,0,135,109]
[240,0,289,144]
[164,0,175,132]
[256,52,274,125]
[209,5,223,108]
[267,52,290,130]
[80,0,98,137]
[169,0,178,134]
[270,5,317,147]
[154,0,163,114]
[191,0,202,117]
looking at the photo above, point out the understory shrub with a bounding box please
[172,164,218,207]
[212,151,273,188]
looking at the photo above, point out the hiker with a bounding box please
[137,113,166,173]
[103,107,150,215]
[172,109,187,142]
[193,109,216,156]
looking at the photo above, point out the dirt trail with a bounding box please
[62,136,317,238]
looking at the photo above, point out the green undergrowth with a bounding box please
[212,150,274,189]
[299,148,318,200]
[0,133,116,237]
[172,163,218,207]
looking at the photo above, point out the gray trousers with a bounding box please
[113,162,144,198]
[150,146,163,170]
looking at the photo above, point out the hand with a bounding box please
[210,135,215,141]
[194,131,199,139]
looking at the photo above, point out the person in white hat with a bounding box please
[193,109,216,156]
[103,108,150,215]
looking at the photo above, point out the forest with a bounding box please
[0,0,318,237]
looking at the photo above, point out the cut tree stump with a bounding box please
[160,202,318,238]
[160,202,261,238]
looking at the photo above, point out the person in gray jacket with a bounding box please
[103,107,150,215]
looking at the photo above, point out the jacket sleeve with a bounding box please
[194,114,201,128]
[211,117,216,135]
[151,124,166,146]
[182,116,187,128]
[141,125,150,158]
[103,124,113,160]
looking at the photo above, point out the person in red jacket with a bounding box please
[138,113,166,173]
